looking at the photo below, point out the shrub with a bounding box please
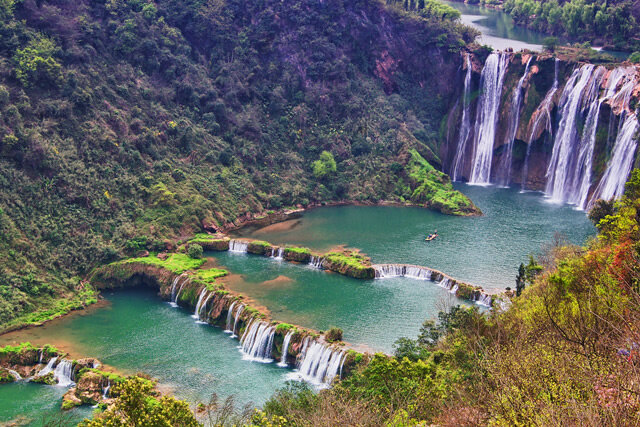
[188,244,203,259]
[325,327,343,343]
[628,52,640,63]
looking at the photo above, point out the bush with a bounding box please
[187,244,203,259]
[543,36,559,52]
[628,52,640,63]
[325,327,343,342]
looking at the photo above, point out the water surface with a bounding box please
[237,185,595,291]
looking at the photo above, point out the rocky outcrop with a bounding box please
[323,251,376,280]
[247,241,273,255]
[283,247,312,263]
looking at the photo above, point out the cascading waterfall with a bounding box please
[522,58,559,189]
[199,292,215,322]
[451,53,473,182]
[497,57,532,186]
[229,239,248,253]
[545,64,603,203]
[225,301,237,333]
[278,330,295,367]
[36,356,58,377]
[102,380,111,399]
[469,52,509,184]
[8,369,22,380]
[175,278,189,304]
[271,247,284,260]
[232,304,245,338]
[295,340,345,386]
[170,274,187,307]
[373,264,434,281]
[53,359,74,387]
[240,320,276,362]
[309,256,325,269]
[589,111,639,204]
[192,288,208,320]
[474,293,493,307]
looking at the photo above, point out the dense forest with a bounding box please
[0,0,480,330]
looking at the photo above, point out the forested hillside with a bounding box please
[0,0,481,329]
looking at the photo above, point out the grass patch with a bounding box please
[122,254,205,274]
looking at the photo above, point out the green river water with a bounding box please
[0,185,594,424]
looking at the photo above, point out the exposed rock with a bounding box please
[198,238,230,251]
[247,241,273,255]
[136,250,150,257]
[62,388,83,410]
[75,371,104,404]
[283,248,312,263]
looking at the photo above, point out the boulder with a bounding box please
[62,388,83,410]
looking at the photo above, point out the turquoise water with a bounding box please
[212,251,463,353]
[237,185,595,291]
[0,382,93,426]
[0,289,291,422]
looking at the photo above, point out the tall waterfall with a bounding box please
[229,240,248,253]
[469,52,509,184]
[278,330,295,367]
[590,111,639,203]
[295,340,345,386]
[497,57,532,186]
[545,64,604,203]
[522,58,559,189]
[240,320,276,362]
[452,53,473,182]
[225,301,237,332]
[53,359,74,387]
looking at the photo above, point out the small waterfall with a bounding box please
[240,320,276,362]
[373,264,434,281]
[452,53,473,181]
[170,274,187,307]
[38,350,43,364]
[309,256,325,269]
[229,239,248,253]
[439,277,453,291]
[295,340,345,386]
[404,266,433,281]
[469,52,509,185]
[8,369,22,380]
[175,278,189,304]
[271,247,284,260]
[225,301,237,333]
[232,304,245,338]
[198,292,215,322]
[450,283,459,294]
[192,288,208,320]
[522,58,559,189]
[545,64,603,203]
[497,57,532,186]
[36,356,58,377]
[53,360,74,387]
[102,380,111,399]
[278,330,295,367]
[589,112,639,204]
[474,293,492,307]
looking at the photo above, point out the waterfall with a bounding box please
[309,256,325,269]
[295,340,345,386]
[522,58,559,190]
[271,247,284,260]
[8,369,22,380]
[229,239,248,253]
[452,53,473,182]
[38,350,43,364]
[175,278,189,304]
[198,292,215,322]
[225,301,237,333]
[36,356,58,377]
[545,64,604,203]
[474,293,492,307]
[278,330,295,367]
[232,304,245,338]
[192,288,208,320]
[373,264,434,281]
[497,57,532,186]
[404,266,433,281]
[53,360,74,387]
[102,380,111,399]
[469,52,509,185]
[240,320,276,362]
[170,274,187,307]
[589,112,639,204]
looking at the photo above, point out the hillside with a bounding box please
[0,0,480,329]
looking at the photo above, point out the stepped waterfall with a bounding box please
[53,360,74,387]
[451,53,473,182]
[452,52,639,206]
[497,57,531,186]
[469,52,509,184]
[294,339,345,386]
[36,356,58,377]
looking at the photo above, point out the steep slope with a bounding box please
[0,0,478,329]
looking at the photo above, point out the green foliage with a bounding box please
[324,327,343,343]
[14,36,63,88]
[122,254,205,274]
[311,151,337,180]
[542,36,559,52]
[80,377,199,426]
[629,52,640,63]
[188,243,204,259]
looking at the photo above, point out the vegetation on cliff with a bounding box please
[0,0,479,328]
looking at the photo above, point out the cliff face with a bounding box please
[443,51,640,203]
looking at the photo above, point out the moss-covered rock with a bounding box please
[455,282,482,300]
[192,238,230,251]
[0,367,16,383]
[283,247,312,263]
[323,251,375,279]
[247,240,273,255]
[62,388,83,410]
[31,371,56,385]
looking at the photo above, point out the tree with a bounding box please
[588,199,615,227]
[188,243,204,259]
[542,36,559,52]
[516,263,526,296]
[628,52,640,63]
[14,36,63,88]
[311,151,337,179]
